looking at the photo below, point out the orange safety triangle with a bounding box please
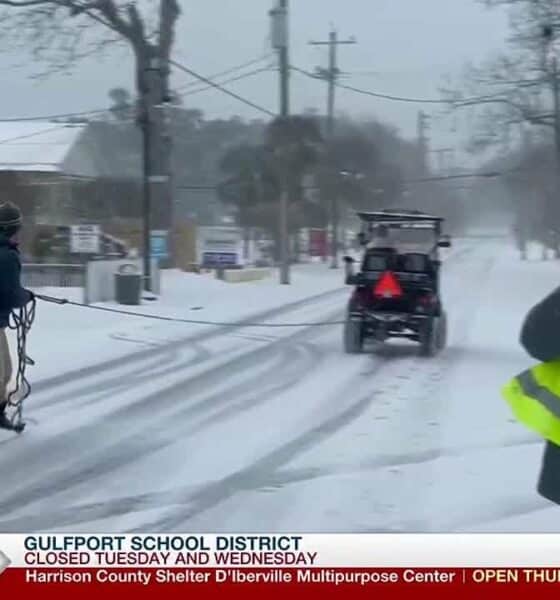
[373,271,403,299]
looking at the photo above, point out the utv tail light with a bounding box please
[417,293,437,309]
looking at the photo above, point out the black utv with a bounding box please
[343,210,451,357]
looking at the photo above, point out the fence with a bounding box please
[22,264,86,289]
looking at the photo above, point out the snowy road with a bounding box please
[0,238,559,532]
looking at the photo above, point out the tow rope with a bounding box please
[6,296,36,432]
[0,292,343,435]
[34,294,346,328]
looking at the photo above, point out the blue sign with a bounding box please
[202,252,237,267]
[150,230,168,259]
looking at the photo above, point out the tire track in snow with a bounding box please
[26,288,346,414]
[0,315,337,523]
[0,349,300,519]
[132,388,383,532]
[30,349,179,410]
[0,434,539,532]
[35,341,211,411]
[31,287,347,394]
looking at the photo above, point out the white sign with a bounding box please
[197,226,242,267]
[70,224,101,254]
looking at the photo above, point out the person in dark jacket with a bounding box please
[0,202,33,430]
[520,287,560,504]
[520,288,560,363]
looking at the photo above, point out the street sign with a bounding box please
[70,224,101,254]
[150,230,168,259]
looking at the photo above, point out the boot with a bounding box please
[0,401,12,430]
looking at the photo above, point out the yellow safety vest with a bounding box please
[502,360,560,446]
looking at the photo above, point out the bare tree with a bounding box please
[0,1,180,91]
[440,0,560,250]
[443,0,560,154]
[0,0,181,238]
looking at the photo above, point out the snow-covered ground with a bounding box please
[0,239,559,532]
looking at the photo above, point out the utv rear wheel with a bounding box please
[344,318,363,354]
[419,318,436,357]
[435,311,448,351]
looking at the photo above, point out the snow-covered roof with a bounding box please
[0,121,87,174]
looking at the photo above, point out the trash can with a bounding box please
[115,263,142,305]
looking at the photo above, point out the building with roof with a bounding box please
[0,116,250,264]
[0,121,89,174]
[0,120,140,260]
[0,121,93,229]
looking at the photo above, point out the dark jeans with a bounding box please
[538,441,560,504]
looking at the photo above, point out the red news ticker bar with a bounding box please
[3,568,560,598]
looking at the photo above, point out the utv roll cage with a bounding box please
[356,210,448,249]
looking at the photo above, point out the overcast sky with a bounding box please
[0,0,510,168]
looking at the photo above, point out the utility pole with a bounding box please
[270,0,290,284]
[553,55,560,160]
[310,29,356,269]
[139,55,161,293]
[279,0,289,119]
[417,111,430,176]
[137,42,174,294]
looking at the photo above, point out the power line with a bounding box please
[0,59,276,125]
[177,169,508,192]
[175,53,273,93]
[170,59,276,117]
[336,80,451,104]
[404,171,503,184]
[292,64,513,106]
[0,108,108,123]
[0,66,274,124]
[179,65,273,98]
[0,57,273,123]
[0,125,75,145]
[291,65,449,104]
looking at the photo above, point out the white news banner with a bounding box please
[1,534,560,567]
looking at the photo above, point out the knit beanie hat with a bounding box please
[0,202,22,229]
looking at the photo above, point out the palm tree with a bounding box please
[265,115,324,260]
